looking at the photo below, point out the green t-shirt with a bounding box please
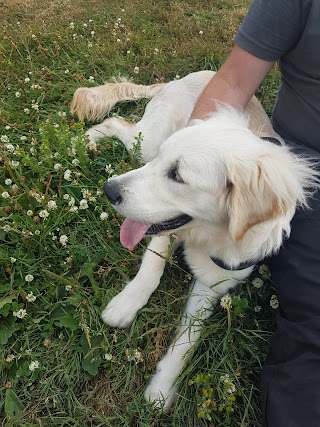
[235,0,320,153]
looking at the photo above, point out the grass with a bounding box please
[0,1,280,426]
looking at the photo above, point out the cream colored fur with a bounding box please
[71,71,319,409]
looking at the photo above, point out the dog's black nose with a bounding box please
[103,181,122,205]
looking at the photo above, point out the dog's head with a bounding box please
[104,110,317,255]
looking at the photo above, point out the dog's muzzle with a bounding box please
[103,181,122,205]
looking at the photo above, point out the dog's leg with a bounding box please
[86,117,137,151]
[86,116,166,162]
[144,275,241,410]
[102,235,179,328]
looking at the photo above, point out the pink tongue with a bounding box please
[120,218,152,251]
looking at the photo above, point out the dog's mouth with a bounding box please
[120,214,192,251]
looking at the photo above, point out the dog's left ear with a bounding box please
[226,153,295,241]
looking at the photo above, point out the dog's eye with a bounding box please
[168,165,184,183]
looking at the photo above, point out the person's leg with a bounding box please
[262,157,320,427]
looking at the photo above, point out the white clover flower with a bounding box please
[72,158,80,166]
[69,205,78,212]
[252,277,264,288]
[5,143,14,152]
[227,383,236,394]
[175,74,180,80]
[5,125,11,130]
[15,91,21,98]
[24,107,31,113]
[10,257,16,263]
[10,160,20,168]
[29,360,39,371]
[220,294,232,310]
[47,200,57,210]
[39,209,49,220]
[26,292,36,302]
[57,111,67,117]
[133,349,144,364]
[5,179,12,185]
[2,192,10,199]
[1,135,10,143]
[133,66,139,74]
[31,102,39,111]
[5,354,15,363]
[65,284,72,291]
[25,274,34,282]
[259,264,271,279]
[90,30,95,36]
[65,69,70,74]
[100,212,109,220]
[68,196,75,206]
[254,305,262,312]
[154,47,159,54]
[59,235,68,246]
[270,294,279,309]
[67,146,76,157]
[26,210,33,216]
[83,23,88,28]
[88,76,95,82]
[3,225,11,232]
[220,374,230,383]
[69,22,75,29]
[82,189,90,199]
[64,169,72,181]
[86,141,97,152]
[31,34,36,39]
[24,77,30,83]
[13,308,27,319]
[54,163,62,171]
[79,199,88,210]
[199,30,203,35]
[105,164,114,174]
[54,123,59,128]
[104,353,113,361]
[88,42,93,48]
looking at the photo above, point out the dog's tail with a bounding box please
[70,78,165,122]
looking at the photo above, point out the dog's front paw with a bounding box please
[144,372,178,411]
[101,285,146,328]
[85,127,108,143]
[144,353,183,410]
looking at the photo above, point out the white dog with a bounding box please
[71,71,319,409]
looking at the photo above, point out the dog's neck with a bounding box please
[178,217,290,271]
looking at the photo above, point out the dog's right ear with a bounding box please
[226,153,294,241]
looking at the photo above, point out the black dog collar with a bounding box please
[210,257,255,271]
[261,136,283,146]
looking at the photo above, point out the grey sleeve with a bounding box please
[235,0,303,61]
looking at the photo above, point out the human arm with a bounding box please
[190,44,275,120]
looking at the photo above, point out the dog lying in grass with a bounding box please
[71,71,319,409]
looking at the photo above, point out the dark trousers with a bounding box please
[262,141,320,427]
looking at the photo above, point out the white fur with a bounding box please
[72,71,319,410]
